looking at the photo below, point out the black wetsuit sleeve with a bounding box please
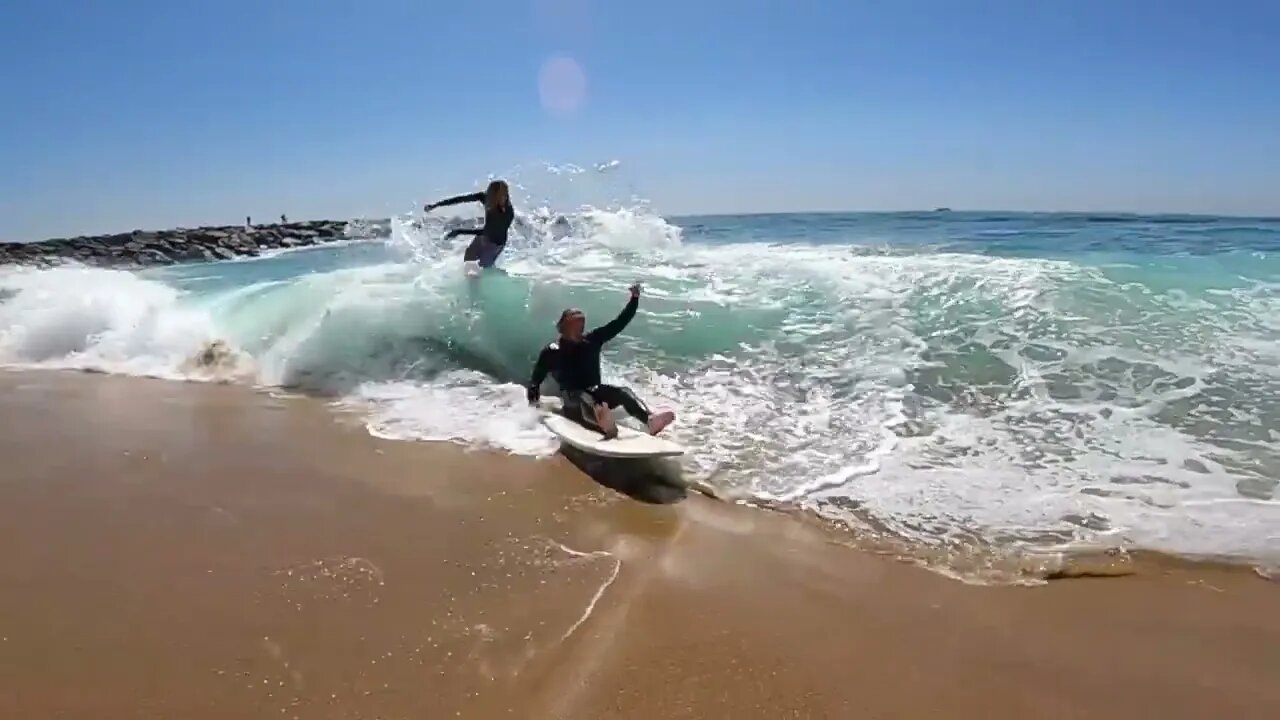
[527,346,552,404]
[586,296,638,346]
[448,227,483,236]
[432,192,485,209]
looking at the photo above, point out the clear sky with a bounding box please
[2,1,1279,240]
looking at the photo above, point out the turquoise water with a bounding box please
[3,204,1278,571]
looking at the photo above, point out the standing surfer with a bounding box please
[424,179,515,268]
[527,283,676,438]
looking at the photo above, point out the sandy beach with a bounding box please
[1,370,1276,719]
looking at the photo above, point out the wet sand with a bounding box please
[1,370,1277,719]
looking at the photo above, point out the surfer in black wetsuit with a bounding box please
[424,179,515,268]
[527,283,676,438]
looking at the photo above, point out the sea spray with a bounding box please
[2,205,1278,571]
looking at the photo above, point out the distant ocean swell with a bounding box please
[2,195,1278,579]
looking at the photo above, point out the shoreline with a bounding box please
[2,369,1278,718]
[719,483,1276,586]
[10,365,1279,583]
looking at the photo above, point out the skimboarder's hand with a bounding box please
[629,283,642,299]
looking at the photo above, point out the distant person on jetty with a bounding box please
[245,216,252,227]
[527,283,676,438]
[281,214,288,223]
[423,180,515,268]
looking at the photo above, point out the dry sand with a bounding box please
[0,370,1277,719]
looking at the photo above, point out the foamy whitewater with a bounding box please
[3,166,1279,570]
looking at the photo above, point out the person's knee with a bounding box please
[598,386,626,406]
[619,388,648,412]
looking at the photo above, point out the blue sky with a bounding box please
[2,1,1278,239]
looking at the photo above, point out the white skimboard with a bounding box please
[541,413,685,459]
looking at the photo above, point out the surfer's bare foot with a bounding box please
[647,410,675,436]
[594,403,619,439]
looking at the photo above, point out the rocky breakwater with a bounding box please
[0,220,351,268]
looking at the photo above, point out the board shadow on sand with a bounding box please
[557,444,691,504]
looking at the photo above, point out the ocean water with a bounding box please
[3,191,1279,573]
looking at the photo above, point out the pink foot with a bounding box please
[647,410,675,436]
[594,403,619,439]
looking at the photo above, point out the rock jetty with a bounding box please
[0,220,352,268]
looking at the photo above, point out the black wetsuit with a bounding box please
[527,296,651,428]
[433,191,515,250]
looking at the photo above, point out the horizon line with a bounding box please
[7,207,1280,244]
[669,208,1280,222]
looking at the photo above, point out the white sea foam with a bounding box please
[0,265,235,379]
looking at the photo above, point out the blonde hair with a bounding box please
[557,308,583,333]
[485,180,509,211]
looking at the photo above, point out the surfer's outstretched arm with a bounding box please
[527,348,553,404]
[425,192,485,212]
[587,288,640,345]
